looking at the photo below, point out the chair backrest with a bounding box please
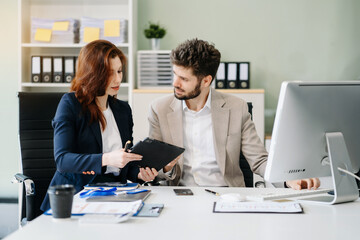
[239,102,254,187]
[18,92,64,220]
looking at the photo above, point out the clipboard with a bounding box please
[130,138,185,171]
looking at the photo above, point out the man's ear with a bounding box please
[202,75,213,87]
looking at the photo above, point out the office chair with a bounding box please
[13,92,64,224]
[239,102,255,187]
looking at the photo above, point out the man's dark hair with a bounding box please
[171,38,221,82]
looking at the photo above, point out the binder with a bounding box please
[31,56,41,83]
[215,62,226,89]
[64,57,75,83]
[238,62,250,89]
[226,62,238,89]
[74,56,78,76]
[53,57,63,83]
[42,56,52,83]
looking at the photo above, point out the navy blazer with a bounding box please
[41,92,139,211]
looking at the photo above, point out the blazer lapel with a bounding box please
[89,120,102,149]
[167,97,184,171]
[211,90,229,175]
[109,98,129,146]
[167,97,183,148]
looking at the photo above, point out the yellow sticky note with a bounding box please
[104,20,120,37]
[34,28,52,42]
[53,21,69,31]
[83,27,100,43]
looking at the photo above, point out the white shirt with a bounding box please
[101,107,122,176]
[180,89,227,186]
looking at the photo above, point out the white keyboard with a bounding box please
[246,188,332,201]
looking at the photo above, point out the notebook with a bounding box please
[84,182,139,191]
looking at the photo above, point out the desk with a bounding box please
[6,186,360,240]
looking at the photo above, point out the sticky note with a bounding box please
[34,28,52,42]
[53,21,69,31]
[104,20,120,37]
[83,27,100,43]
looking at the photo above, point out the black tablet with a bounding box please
[130,138,185,171]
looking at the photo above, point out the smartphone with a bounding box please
[173,188,194,196]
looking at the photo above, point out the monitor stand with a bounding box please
[303,132,359,204]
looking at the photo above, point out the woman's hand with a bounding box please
[163,155,181,173]
[138,167,158,182]
[102,149,142,168]
[285,178,321,190]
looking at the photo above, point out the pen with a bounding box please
[124,140,131,152]
[205,189,220,196]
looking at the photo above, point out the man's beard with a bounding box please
[174,80,201,100]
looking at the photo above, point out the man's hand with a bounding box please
[286,178,321,190]
[163,155,181,173]
[138,167,158,182]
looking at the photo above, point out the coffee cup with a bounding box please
[48,184,75,219]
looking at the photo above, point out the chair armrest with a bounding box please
[14,173,31,183]
[13,173,35,196]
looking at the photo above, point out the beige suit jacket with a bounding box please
[148,89,268,187]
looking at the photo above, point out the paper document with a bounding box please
[213,201,303,213]
[46,200,143,215]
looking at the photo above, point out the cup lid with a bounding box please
[48,184,75,194]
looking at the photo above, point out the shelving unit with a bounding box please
[18,0,137,104]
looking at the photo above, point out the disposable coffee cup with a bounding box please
[48,184,75,219]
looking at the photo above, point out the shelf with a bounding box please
[21,82,129,88]
[18,0,136,106]
[22,83,70,88]
[21,43,130,48]
[133,89,265,94]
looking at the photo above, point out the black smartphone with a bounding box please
[173,188,194,196]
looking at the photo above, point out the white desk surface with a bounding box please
[6,186,360,240]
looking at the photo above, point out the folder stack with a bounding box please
[80,17,128,44]
[215,62,250,89]
[31,18,80,44]
[31,56,77,83]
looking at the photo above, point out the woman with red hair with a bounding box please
[41,40,157,211]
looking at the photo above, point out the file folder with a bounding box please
[215,62,226,89]
[31,56,41,83]
[74,56,78,75]
[42,56,52,83]
[64,57,75,83]
[53,57,63,83]
[238,62,250,89]
[227,63,238,89]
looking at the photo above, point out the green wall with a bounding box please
[0,0,359,198]
[137,0,360,134]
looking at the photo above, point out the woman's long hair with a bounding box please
[71,40,126,129]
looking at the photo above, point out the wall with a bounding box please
[0,0,360,198]
[0,0,19,198]
[137,0,360,134]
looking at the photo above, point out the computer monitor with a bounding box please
[264,81,360,204]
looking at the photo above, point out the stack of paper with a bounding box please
[31,18,80,44]
[213,201,303,213]
[80,17,128,44]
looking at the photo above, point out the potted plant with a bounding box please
[144,22,166,50]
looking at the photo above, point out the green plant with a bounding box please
[144,22,166,39]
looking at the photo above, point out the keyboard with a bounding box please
[246,188,332,201]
